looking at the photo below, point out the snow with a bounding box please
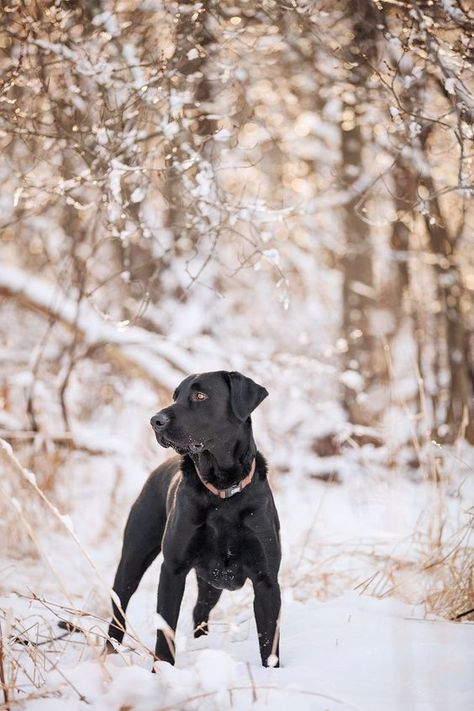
[109,159,126,204]
[131,186,147,203]
[2,414,473,709]
[3,594,473,710]
[441,0,467,23]
[444,77,456,96]
[339,370,363,392]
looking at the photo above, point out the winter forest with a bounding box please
[0,1,473,709]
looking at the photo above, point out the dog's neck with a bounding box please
[191,420,257,488]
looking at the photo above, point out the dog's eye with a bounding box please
[192,391,208,402]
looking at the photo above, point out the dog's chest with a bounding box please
[194,512,248,591]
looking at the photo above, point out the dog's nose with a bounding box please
[151,412,169,430]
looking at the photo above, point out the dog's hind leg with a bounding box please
[193,574,223,638]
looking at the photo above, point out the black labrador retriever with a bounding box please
[107,370,281,667]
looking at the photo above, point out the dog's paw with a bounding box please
[104,639,119,655]
[264,653,279,668]
[193,621,208,638]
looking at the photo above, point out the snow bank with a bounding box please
[17,595,473,711]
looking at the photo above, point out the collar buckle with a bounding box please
[225,483,242,498]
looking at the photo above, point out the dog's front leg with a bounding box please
[252,577,281,667]
[154,561,187,665]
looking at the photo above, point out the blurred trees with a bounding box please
[379,0,474,442]
[0,1,473,447]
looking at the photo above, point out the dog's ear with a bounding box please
[226,371,268,421]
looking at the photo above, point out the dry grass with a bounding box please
[423,512,474,620]
[0,448,150,707]
[280,518,474,622]
[280,430,474,621]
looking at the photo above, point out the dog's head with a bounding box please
[150,370,268,455]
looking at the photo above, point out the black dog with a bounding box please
[107,370,281,667]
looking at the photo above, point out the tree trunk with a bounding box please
[340,0,383,425]
[420,175,474,442]
[386,161,424,424]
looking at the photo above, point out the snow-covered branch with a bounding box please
[0,265,192,391]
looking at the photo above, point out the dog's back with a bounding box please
[134,456,181,519]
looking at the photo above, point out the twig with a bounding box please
[454,607,474,620]
[0,619,9,710]
[246,662,257,704]
[0,430,108,456]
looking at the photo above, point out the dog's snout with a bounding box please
[151,412,170,430]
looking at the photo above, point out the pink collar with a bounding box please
[193,458,256,499]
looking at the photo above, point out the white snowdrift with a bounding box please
[13,595,474,711]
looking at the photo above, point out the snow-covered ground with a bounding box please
[5,592,472,711]
[1,380,473,710]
